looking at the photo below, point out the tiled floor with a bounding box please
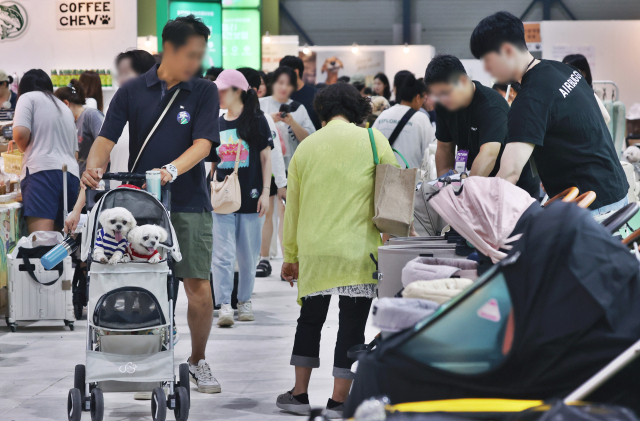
[0,259,377,421]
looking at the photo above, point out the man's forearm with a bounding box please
[435,147,455,177]
[495,142,535,185]
[469,145,500,177]
[171,138,212,175]
[86,136,116,170]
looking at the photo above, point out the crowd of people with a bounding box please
[3,9,630,419]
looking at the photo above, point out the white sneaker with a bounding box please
[188,358,221,394]
[218,304,234,327]
[237,301,255,321]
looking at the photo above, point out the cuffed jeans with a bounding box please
[211,212,264,305]
[291,295,373,380]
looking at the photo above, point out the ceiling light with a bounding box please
[403,43,410,53]
[351,42,358,54]
[263,31,271,43]
[302,44,310,55]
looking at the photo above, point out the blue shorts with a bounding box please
[21,168,80,228]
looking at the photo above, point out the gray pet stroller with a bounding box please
[68,173,187,421]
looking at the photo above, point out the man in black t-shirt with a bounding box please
[424,54,539,198]
[470,11,628,213]
[280,55,321,130]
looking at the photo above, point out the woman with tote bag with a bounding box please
[277,83,401,419]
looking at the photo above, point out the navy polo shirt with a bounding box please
[99,64,219,212]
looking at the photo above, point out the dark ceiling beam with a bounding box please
[520,0,577,20]
[279,1,315,45]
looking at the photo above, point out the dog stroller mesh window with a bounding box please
[93,287,166,330]
[98,189,173,248]
[399,270,513,375]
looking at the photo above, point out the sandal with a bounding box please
[256,259,272,277]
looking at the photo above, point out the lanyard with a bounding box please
[524,57,537,74]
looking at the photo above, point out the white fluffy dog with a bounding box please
[93,207,136,264]
[125,225,168,264]
[623,145,640,164]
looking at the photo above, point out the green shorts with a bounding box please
[170,211,213,280]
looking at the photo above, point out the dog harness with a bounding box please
[126,245,160,261]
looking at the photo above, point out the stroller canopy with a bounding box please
[81,187,182,262]
[429,177,537,263]
[346,202,640,417]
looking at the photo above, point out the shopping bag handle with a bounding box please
[19,255,63,286]
[367,128,409,168]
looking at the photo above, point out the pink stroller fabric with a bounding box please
[429,177,537,263]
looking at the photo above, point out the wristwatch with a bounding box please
[162,164,178,183]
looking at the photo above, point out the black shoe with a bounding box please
[256,259,272,277]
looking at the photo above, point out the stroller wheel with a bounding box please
[174,386,190,421]
[151,387,167,421]
[69,322,75,331]
[67,388,83,421]
[74,365,85,392]
[90,388,104,421]
[178,363,190,402]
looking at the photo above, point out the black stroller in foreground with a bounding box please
[346,201,640,418]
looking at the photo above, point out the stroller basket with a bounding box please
[93,287,166,330]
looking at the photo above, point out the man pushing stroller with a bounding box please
[82,14,221,395]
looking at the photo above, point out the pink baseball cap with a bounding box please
[214,69,249,91]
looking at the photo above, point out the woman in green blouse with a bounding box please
[277,82,399,418]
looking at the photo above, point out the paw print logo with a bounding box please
[100,15,111,25]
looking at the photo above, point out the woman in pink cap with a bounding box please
[211,69,273,326]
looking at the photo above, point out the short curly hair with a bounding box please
[313,82,372,125]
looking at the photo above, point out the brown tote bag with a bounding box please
[211,141,242,214]
[368,128,418,237]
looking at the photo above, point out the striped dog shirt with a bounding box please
[96,228,127,257]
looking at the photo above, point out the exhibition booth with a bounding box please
[3,2,640,420]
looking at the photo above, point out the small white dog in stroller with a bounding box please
[93,207,136,265]
[126,225,168,263]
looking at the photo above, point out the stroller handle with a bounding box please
[85,172,172,212]
[573,191,596,209]
[101,172,147,182]
[545,187,579,207]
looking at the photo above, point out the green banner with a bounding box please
[222,0,260,7]
[222,9,260,69]
[169,1,223,68]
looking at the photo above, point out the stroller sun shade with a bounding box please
[345,202,640,417]
[93,287,166,330]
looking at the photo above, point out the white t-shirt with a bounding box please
[263,113,287,189]
[373,104,435,169]
[259,96,316,165]
[12,91,79,179]
[84,97,98,110]
[109,122,130,188]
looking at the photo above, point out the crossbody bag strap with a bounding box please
[233,141,242,174]
[131,88,181,172]
[388,107,417,147]
[368,128,379,165]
